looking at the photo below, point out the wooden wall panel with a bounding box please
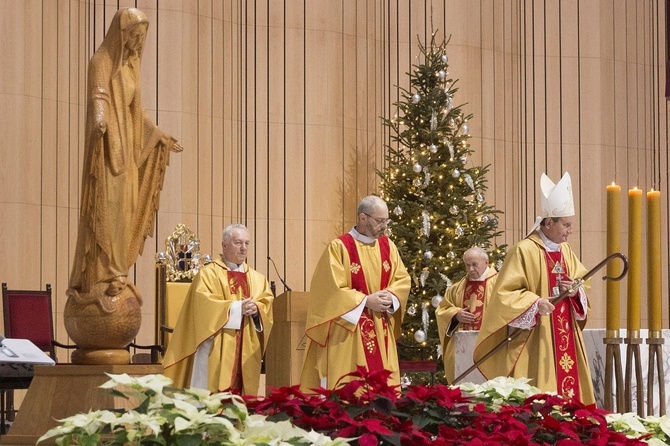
[0,0,669,354]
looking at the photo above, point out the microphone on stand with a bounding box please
[268,256,292,292]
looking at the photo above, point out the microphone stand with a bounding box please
[268,256,292,292]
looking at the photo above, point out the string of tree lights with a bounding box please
[379,33,507,381]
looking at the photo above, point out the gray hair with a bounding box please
[357,195,386,215]
[222,224,248,242]
[463,246,489,262]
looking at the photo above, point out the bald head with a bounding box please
[357,195,386,215]
[356,195,390,239]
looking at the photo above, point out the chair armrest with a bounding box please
[128,342,163,352]
[51,340,77,349]
[128,342,164,364]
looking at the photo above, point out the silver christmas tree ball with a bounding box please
[455,226,465,236]
[482,215,490,223]
[476,193,485,202]
[447,251,456,259]
[407,305,417,316]
[413,163,422,173]
[452,168,460,178]
[413,178,422,187]
[414,329,427,343]
[424,250,433,260]
[429,144,438,153]
[462,124,469,133]
[431,294,443,308]
[438,70,446,80]
[460,156,468,165]
[441,54,448,63]
[393,205,403,216]
[412,93,421,103]
[401,375,411,387]
[449,205,459,215]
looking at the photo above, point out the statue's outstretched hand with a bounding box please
[171,141,184,153]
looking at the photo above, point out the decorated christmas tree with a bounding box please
[378,33,506,377]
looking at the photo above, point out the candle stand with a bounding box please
[646,331,666,416]
[603,330,624,411]
[624,332,644,416]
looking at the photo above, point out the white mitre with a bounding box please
[528,172,575,236]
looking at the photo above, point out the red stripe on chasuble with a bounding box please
[544,251,581,402]
[460,280,486,331]
[338,234,392,373]
[226,269,249,392]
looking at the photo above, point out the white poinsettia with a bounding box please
[100,372,172,394]
[646,439,669,446]
[101,372,178,408]
[116,410,165,436]
[606,412,648,434]
[241,416,353,446]
[37,410,119,441]
[458,376,541,408]
[38,373,350,445]
[301,429,355,446]
[479,376,538,398]
[637,415,670,445]
[658,415,670,437]
[217,393,250,420]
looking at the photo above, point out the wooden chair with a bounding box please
[153,224,212,362]
[1,283,75,431]
[154,263,192,361]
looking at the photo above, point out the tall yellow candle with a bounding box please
[627,187,642,333]
[647,189,661,331]
[606,183,621,332]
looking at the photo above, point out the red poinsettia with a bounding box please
[244,368,649,446]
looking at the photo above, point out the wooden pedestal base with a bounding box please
[2,363,163,445]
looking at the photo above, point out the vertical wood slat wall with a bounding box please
[0,0,667,351]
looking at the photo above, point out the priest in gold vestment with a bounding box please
[163,224,274,395]
[300,196,411,391]
[474,173,595,404]
[436,246,497,384]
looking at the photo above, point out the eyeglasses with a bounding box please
[364,213,391,225]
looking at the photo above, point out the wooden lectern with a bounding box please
[265,291,309,388]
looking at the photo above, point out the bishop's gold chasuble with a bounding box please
[473,233,595,404]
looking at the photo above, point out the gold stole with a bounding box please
[338,234,392,373]
[227,269,249,392]
[545,250,581,402]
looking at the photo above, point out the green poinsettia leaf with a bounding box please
[174,433,205,446]
[370,396,395,415]
[108,389,130,399]
[378,433,402,446]
[76,433,101,446]
[134,395,152,414]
